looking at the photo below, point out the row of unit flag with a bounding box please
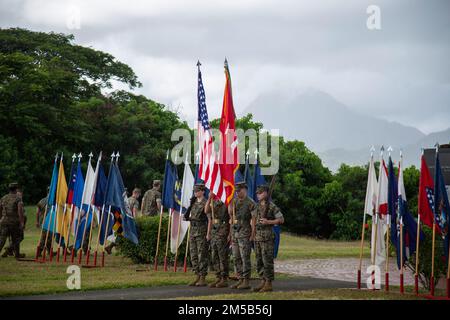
[359,145,450,297]
[36,152,138,265]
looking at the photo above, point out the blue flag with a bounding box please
[388,156,399,256]
[244,156,255,201]
[105,164,139,244]
[94,163,107,207]
[253,162,267,201]
[434,152,450,261]
[42,157,59,232]
[163,159,178,209]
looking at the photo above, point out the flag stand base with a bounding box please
[357,270,361,289]
[385,273,389,292]
[400,274,404,293]
[414,275,419,295]
[430,276,435,296]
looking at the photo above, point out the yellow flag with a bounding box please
[55,160,69,239]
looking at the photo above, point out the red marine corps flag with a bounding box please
[219,59,239,205]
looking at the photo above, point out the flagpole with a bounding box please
[399,150,404,294]
[56,203,68,263]
[56,154,75,262]
[101,205,112,267]
[174,155,188,272]
[78,152,94,264]
[86,152,102,265]
[414,149,424,295]
[101,152,119,267]
[164,208,173,271]
[183,224,191,273]
[385,146,393,292]
[101,152,116,267]
[50,153,64,262]
[430,144,439,297]
[371,146,384,290]
[93,204,105,266]
[70,153,83,263]
[35,153,58,261]
[358,147,375,289]
[154,150,170,271]
[63,153,78,262]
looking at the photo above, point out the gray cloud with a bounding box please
[1,0,449,133]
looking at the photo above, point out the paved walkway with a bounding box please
[5,277,356,300]
[275,258,415,286]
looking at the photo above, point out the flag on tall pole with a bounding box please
[434,151,450,261]
[197,61,225,202]
[55,157,69,241]
[172,158,194,254]
[372,149,388,267]
[219,59,239,206]
[358,148,377,289]
[70,154,85,263]
[418,154,435,228]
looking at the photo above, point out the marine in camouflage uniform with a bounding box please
[205,194,230,288]
[141,180,161,216]
[3,189,26,257]
[186,183,210,287]
[230,181,256,290]
[252,184,284,292]
[0,183,25,259]
[128,188,141,218]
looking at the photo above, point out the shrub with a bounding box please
[116,215,188,265]
[407,225,447,290]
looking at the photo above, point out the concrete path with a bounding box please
[5,277,356,300]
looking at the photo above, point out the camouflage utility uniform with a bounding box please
[208,199,230,282]
[231,196,256,282]
[0,193,24,258]
[141,188,161,216]
[253,201,284,282]
[189,198,208,277]
[127,196,139,217]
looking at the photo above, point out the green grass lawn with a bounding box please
[276,233,369,260]
[0,206,368,297]
[176,288,425,300]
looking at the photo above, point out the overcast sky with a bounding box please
[1,0,449,134]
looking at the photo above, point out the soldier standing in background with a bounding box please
[185,183,210,287]
[2,187,27,257]
[229,181,256,290]
[0,183,25,259]
[141,180,161,216]
[205,192,230,288]
[252,184,284,292]
[128,188,141,218]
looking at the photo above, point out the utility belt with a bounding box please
[232,221,246,232]
[190,220,207,227]
[256,223,272,231]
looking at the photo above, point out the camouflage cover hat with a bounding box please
[153,180,161,186]
[256,184,269,193]
[8,182,19,189]
[194,183,206,192]
[235,181,248,190]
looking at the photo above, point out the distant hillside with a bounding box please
[243,89,425,153]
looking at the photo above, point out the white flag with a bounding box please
[364,155,378,217]
[371,156,388,266]
[170,160,194,254]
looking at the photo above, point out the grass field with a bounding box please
[0,206,369,297]
[176,288,425,300]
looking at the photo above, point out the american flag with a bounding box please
[197,63,225,202]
